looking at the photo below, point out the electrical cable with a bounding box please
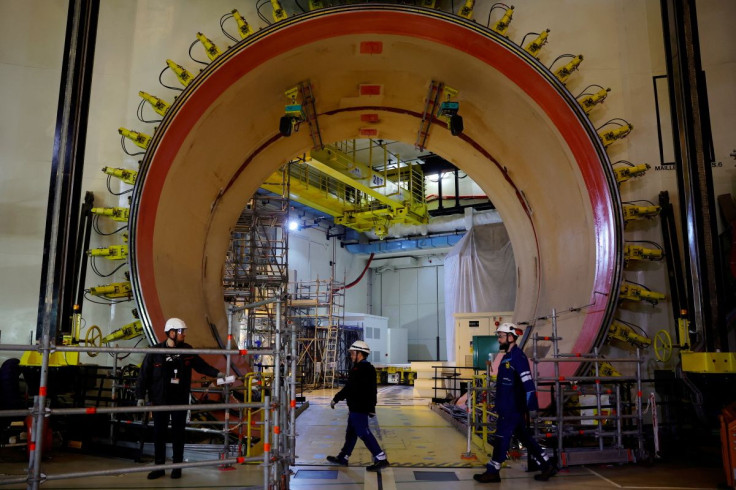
[256,0,271,25]
[92,215,127,236]
[188,39,209,66]
[158,65,183,92]
[613,160,635,167]
[486,3,510,28]
[596,118,631,131]
[622,278,653,291]
[106,175,133,196]
[623,199,657,207]
[575,84,607,98]
[626,240,664,251]
[548,53,576,70]
[219,12,239,42]
[83,292,132,305]
[120,135,145,156]
[614,317,651,339]
[136,98,161,124]
[90,256,128,278]
[294,0,307,13]
[520,31,541,48]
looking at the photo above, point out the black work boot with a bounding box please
[326,455,349,466]
[366,459,389,471]
[147,469,165,480]
[473,470,501,483]
[534,463,558,481]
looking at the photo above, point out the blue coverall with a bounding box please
[486,344,551,473]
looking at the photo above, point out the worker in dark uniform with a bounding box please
[136,318,223,480]
[326,340,389,471]
[474,322,557,483]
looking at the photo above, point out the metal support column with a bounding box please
[661,0,725,350]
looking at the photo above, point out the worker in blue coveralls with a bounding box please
[474,322,557,483]
[326,340,390,471]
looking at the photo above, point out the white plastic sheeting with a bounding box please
[444,223,516,361]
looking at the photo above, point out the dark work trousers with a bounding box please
[487,412,548,472]
[152,409,188,464]
[340,412,384,459]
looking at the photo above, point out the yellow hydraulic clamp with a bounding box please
[88,281,133,299]
[102,166,138,186]
[623,243,663,265]
[619,282,665,305]
[118,127,151,150]
[196,32,222,62]
[231,10,254,39]
[577,87,610,114]
[598,122,633,148]
[91,206,129,222]
[271,0,288,22]
[457,0,475,20]
[139,91,170,117]
[553,54,583,84]
[166,59,194,87]
[308,0,324,10]
[102,320,143,344]
[598,361,621,377]
[614,163,650,184]
[87,244,128,261]
[523,29,550,58]
[622,204,661,223]
[607,320,652,348]
[491,5,515,37]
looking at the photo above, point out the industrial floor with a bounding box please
[0,385,725,489]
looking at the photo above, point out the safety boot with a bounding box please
[533,463,558,481]
[366,459,389,471]
[326,455,349,466]
[473,470,501,483]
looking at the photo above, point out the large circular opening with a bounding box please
[129,6,622,379]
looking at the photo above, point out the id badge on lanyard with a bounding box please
[171,368,180,385]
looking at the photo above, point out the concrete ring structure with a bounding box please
[129,5,623,379]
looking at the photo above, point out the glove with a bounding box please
[137,399,145,407]
[330,400,336,409]
[217,371,226,378]
[369,412,375,418]
[529,410,538,420]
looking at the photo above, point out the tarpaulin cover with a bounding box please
[444,223,515,361]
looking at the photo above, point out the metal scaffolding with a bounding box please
[531,309,646,466]
[224,165,290,357]
[0,298,297,490]
[289,278,345,388]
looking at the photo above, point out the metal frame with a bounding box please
[0,298,297,490]
[531,309,645,466]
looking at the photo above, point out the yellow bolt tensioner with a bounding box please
[554,55,583,84]
[577,87,610,114]
[599,124,633,148]
[492,6,514,37]
[88,281,132,299]
[614,163,650,184]
[138,91,170,117]
[166,59,193,87]
[231,10,254,39]
[91,207,129,222]
[524,29,550,58]
[623,243,662,263]
[102,167,138,186]
[87,244,128,260]
[196,32,221,61]
[622,204,660,223]
[118,128,151,150]
[619,283,665,305]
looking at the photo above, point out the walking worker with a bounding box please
[135,317,224,480]
[326,340,389,471]
[474,322,557,483]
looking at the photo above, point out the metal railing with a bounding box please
[0,298,297,490]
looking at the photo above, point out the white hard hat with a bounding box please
[496,322,522,337]
[348,340,371,355]
[164,318,187,332]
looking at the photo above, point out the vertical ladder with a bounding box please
[299,81,323,150]
[415,80,443,151]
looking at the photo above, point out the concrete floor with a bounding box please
[0,385,725,489]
